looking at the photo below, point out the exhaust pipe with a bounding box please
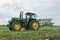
[20,11,23,19]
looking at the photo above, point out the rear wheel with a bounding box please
[12,22,22,31]
[29,20,39,30]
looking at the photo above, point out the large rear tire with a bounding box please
[29,20,39,30]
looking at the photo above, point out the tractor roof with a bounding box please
[26,12,36,16]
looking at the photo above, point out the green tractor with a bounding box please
[8,11,40,31]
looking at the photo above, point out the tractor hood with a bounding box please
[8,17,25,23]
[12,17,24,21]
[7,17,25,27]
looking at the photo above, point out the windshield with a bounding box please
[26,15,36,19]
[27,15,30,19]
[31,15,36,19]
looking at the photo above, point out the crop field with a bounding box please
[0,26,60,40]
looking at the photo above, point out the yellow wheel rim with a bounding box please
[14,23,21,30]
[32,22,39,30]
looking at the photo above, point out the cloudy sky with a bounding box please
[0,0,60,25]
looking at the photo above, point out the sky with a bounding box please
[0,0,60,25]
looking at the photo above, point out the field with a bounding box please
[0,26,60,40]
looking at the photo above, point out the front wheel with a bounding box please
[12,22,22,31]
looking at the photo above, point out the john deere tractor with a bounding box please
[8,11,40,31]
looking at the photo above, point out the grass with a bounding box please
[0,26,60,40]
[0,26,60,35]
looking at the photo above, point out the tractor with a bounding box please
[8,11,40,31]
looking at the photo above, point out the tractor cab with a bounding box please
[26,12,36,20]
[25,12,36,23]
[20,11,36,19]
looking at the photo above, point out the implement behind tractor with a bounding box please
[8,11,40,31]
